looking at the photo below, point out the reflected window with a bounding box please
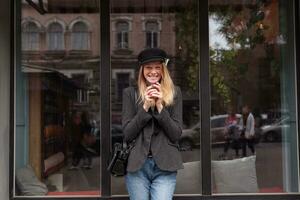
[47,22,64,50]
[72,74,89,103]
[116,21,129,49]
[22,22,40,50]
[145,21,159,48]
[71,21,90,50]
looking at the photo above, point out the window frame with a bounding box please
[115,21,129,49]
[46,22,65,50]
[21,21,40,51]
[145,21,159,48]
[112,69,134,101]
[71,21,91,50]
[9,0,300,199]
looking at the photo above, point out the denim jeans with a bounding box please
[125,158,177,200]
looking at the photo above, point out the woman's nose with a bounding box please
[151,68,158,73]
[149,70,155,74]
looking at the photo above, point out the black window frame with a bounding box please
[9,0,300,199]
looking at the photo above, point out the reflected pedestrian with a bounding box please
[69,111,95,169]
[221,106,241,159]
[240,105,256,157]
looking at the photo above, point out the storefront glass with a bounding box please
[110,0,202,195]
[209,0,299,194]
[15,0,101,197]
[13,0,300,198]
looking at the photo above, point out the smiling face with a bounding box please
[142,61,163,85]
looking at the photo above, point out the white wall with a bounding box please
[0,0,11,199]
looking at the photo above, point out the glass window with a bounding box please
[72,74,89,103]
[116,73,130,101]
[145,21,159,48]
[47,22,64,50]
[116,21,129,49]
[22,21,40,50]
[15,0,101,197]
[71,22,90,50]
[110,0,201,195]
[209,0,298,194]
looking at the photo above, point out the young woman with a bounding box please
[122,48,183,200]
[222,107,240,159]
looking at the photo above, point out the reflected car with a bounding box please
[179,114,261,151]
[260,117,290,142]
[92,124,124,155]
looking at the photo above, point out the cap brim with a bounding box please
[140,57,165,65]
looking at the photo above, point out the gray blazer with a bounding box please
[122,86,184,172]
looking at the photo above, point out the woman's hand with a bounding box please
[143,85,156,112]
[151,82,163,113]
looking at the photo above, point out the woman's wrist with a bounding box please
[143,101,152,112]
[143,103,150,112]
[156,103,163,113]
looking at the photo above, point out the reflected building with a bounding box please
[21,0,200,126]
[22,1,101,121]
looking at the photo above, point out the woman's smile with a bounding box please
[143,61,162,84]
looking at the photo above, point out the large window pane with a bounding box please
[110,0,201,195]
[209,0,298,194]
[15,1,101,197]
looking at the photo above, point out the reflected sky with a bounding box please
[209,15,229,50]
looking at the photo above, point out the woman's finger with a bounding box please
[150,92,162,98]
[152,83,161,91]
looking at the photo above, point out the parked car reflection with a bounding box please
[179,114,261,151]
[260,117,290,142]
[92,124,124,155]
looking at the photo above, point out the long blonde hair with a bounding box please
[137,62,175,106]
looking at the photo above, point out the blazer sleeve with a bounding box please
[122,87,152,143]
[153,86,183,143]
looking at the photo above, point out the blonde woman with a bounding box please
[122,48,183,200]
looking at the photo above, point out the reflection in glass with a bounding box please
[116,21,129,49]
[15,0,100,197]
[22,22,40,50]
[110,0,201,195]
[47,22,64,50]
[145,21,159,48]
[71,22,90,50]
[209,0,298,194]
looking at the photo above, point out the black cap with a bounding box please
[138,48,168,65]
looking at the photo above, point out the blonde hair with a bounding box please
[137,62,175,106]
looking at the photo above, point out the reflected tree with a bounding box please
[175,0,278,111]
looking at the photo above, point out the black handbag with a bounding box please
[107,141,135,176]
[107,88,137,176]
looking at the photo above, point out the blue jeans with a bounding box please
[125,158,177,200]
